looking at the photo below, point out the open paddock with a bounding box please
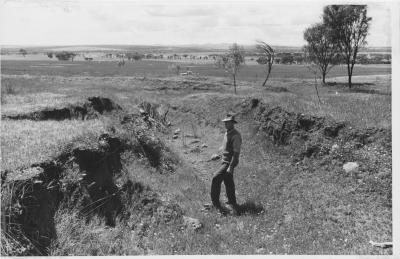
[1,60,391,82]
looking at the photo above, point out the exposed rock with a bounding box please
[331,144,340,152]
[183,216,202,230]
[172,135,179,139]
[139,108,146,115]
[211,154,221,161]
[343,162,359,173]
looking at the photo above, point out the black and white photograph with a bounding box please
[0,0,397,256]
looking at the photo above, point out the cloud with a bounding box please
[146,5,217,17]
[0,1,392,46]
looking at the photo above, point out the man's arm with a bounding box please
[227,134,242,173]
[227,152,240,172]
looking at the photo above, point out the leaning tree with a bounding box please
[215,43,245,94]
[255,40,275,87]
[323,5,371,88]
[303,23,340,84]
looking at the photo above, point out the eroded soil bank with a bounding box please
[1,95,392,255]
[2,97,121,121]
[1,101,183,256]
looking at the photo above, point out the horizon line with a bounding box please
[1,43,392,48]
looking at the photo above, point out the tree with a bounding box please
[19,49,27,57]
[126,52,143,61]
[280,53,294,64]
[323,5,372,88]
[55,51,76,61]
[47,52,53,59]
[303,23,340,84]
[255,41,274,87]
[215,43,245,94]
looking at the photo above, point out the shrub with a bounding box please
[55,52,77,61]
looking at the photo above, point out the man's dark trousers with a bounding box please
[211,163,236,207]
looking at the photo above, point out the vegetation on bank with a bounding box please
[0,4,392,254]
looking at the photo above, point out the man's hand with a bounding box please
[227,166,234,174]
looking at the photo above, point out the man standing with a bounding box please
[211,114,242,213]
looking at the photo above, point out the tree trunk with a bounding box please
[322,72,326,84]
[348,75,352,89]
[347,63,352,89]
[233,74,237,94]
[262,72,271,87]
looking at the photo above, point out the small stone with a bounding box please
[190,147,201,153]
[201,143,208,148]
[183,216,202,230]
[139,108,146,114]
[211,154,221,161]
[174,129,181,134]
[172,135,179,139]
[202,203,212,211]
[343,162,359,173]
[190,139,200,144]
[331,144,339,152]
[256,248,266,254]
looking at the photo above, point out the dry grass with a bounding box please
[235,75,391,129]
[0,60,391,255]
[1,119,109,171]
[156,90,391,254]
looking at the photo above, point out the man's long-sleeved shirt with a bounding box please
[221,128,242,167]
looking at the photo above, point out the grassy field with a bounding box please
[1,60,391,81]
[0,59,392,255]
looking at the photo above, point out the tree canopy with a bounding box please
[255,41,275,87]
[215,43,245,94]
[303,23,340,84]
[323,5,372,88]
[55,51,77,61]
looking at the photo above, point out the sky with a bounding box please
[0,0,393,47]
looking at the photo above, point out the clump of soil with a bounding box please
[246,98,391,204]
[1,109,181,256]
[254,103,345,146]
[121,109,178,173]
[250,99,390,159]
[137,101,170,128]
[1,132,125,255]
[2,96,121,121]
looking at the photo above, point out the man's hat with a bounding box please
[222,114,237,123]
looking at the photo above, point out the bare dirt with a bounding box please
[2,97,121,121]
[1,101,183,255]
